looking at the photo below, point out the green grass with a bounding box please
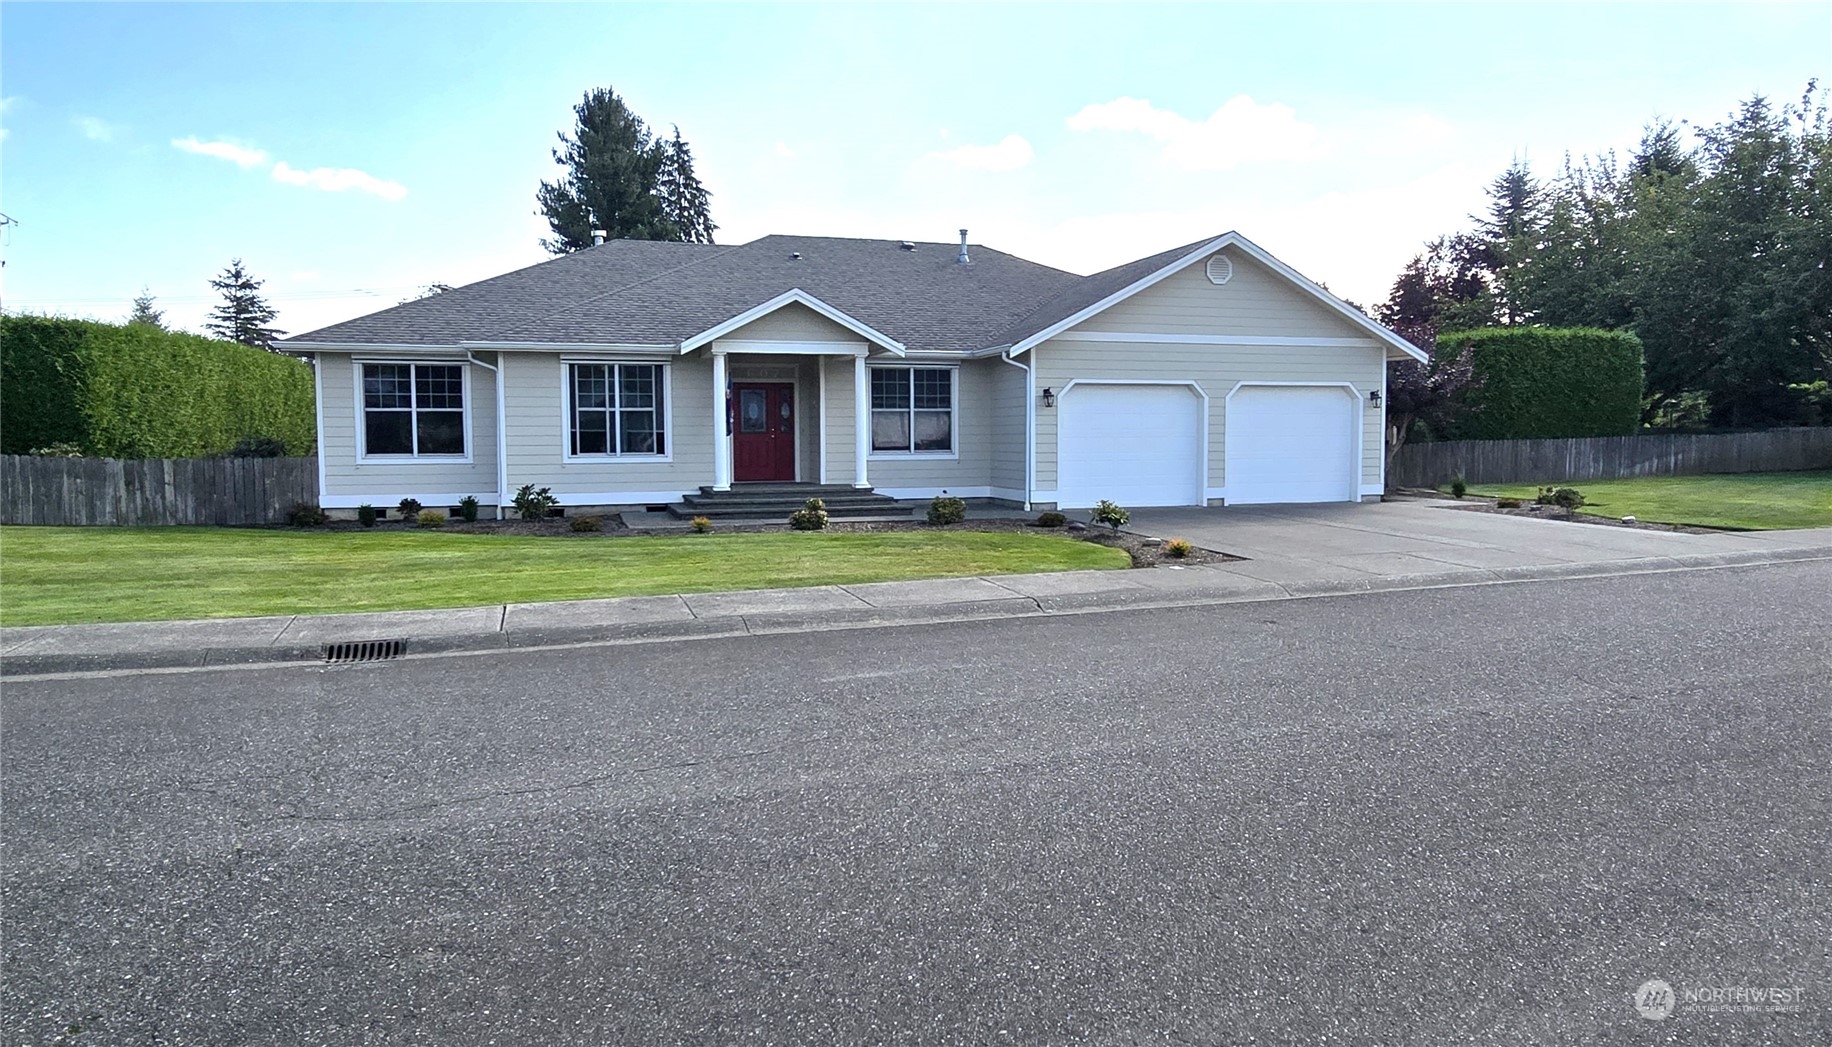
[1459,470,1832,531]
[0,526,1129,627]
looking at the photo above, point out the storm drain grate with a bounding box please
[323,639,405,664]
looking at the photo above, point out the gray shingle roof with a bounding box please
[280,232,1223,353]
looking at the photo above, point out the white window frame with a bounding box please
[353,358,473,463]
[559,359,674,463]
[867,363,960,461]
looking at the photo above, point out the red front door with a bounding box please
[733,383,796,482]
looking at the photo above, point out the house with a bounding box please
[280,230,1427,518]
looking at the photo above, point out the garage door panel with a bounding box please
[1058,384,1203,508]
[1225,386,1357,505]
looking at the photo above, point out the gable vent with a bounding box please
[323,639,404,664]
[1205,254,1234,285]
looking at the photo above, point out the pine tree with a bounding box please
[204,259,284,348]
[128,287,164,329]
[1471,159,1546,324]
[657,126,717,244]
[535,87,716,253]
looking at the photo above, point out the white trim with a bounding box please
[998,350,1034,510]
[852,356,870,488]
[681,288,907,355]
[710,338,869,357]
[536,490,693,506]
[1052,331,1380,347]
[352,357,475,464]
[287,340,461,352]
[1222,381,1363,505]
[711,352,732,491]
[1379,361,1389,494]
[462,340,674,353]
[1003,232,1429,363]
[864,363,962,461]
[1360,484,1384,496]
[1055,379,1209,508]
[817,360,830,484]
[558,359,675,464]
[311,356,328,505]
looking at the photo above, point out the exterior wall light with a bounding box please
[1040,387,1055,408]
[1368,390,1382,408]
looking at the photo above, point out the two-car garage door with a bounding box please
[1055,382,1359,507]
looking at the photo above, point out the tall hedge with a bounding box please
[0,315,316,457]
[1437,327,1643,440]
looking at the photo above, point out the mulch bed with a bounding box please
[1433,495,1725,535]
[309,513,1239,568]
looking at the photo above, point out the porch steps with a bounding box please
[666,484,913,521]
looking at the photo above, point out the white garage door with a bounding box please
[1058,383,1203,508]
[1225,385,1359,505]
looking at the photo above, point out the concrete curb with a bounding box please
[5,546,1830,678]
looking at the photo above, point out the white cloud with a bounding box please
[172,136,270,169]
[1,96,18,141]
[1066,95,1323,171]
[74,116,118,142]
[773,141,795,158]
[270,161,408,201]
[931,133,1034,172]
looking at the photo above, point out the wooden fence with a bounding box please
[0,455,318,526]
[1390,427,1832,488]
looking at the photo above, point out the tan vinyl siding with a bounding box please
[989,356,1028,496]
[863,357,995,495]
[318,352,497,504]
[1076,247,1371,339]
[722,302,865,343]
[822,356,857,484]
[502,352,712,500]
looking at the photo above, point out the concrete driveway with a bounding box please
[1127,497,1832,587]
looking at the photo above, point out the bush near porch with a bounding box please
[0,526,1128,627]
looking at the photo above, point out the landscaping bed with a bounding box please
[1441,498,1723,535]
[1446,470,1832,531]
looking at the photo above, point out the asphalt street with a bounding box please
[4,562,1830,1045]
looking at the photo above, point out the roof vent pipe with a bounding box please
[957,229,970,264]
[590,229,606,246]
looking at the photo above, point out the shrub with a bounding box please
[1449,476,1468,499]
[0,315,315,457]
[356,503,378,528]
[416,509,445,528]
[1435,327,1643,440]
[1091,500,1130,531]
[286,501,329,527]
[458,495,480,522]
[789,497,828,531]
[397,497,423,518]
[227,435,287,458]
[1536,486,1586,512]
[512,484,559,521]
[690,515,713,533]
[1163,537,1193,559]
[570,515,602,532]
[28,441,84,458]
[1496,497,1522,509]
[926,495,968,526]
[1035,511,1067,528]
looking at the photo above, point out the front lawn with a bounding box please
[1459,470,1832,531]
[0,526,1129,627]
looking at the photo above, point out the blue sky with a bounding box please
[2,2,1826,336]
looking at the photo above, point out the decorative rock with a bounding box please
[1066,521,1088,533]
[1621,515,1637,524]
[1142,537,1163,547]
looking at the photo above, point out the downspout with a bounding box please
[465,351,508,520]
[998,350,1033,511]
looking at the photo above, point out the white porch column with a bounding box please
[712,351,733,491]
[853,354,871,488]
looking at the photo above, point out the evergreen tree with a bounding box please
[128,287,164,329]
[536,87,715,253]
[1471,158,1545,324]
[204,259,284,348]
[657,126,717,244]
